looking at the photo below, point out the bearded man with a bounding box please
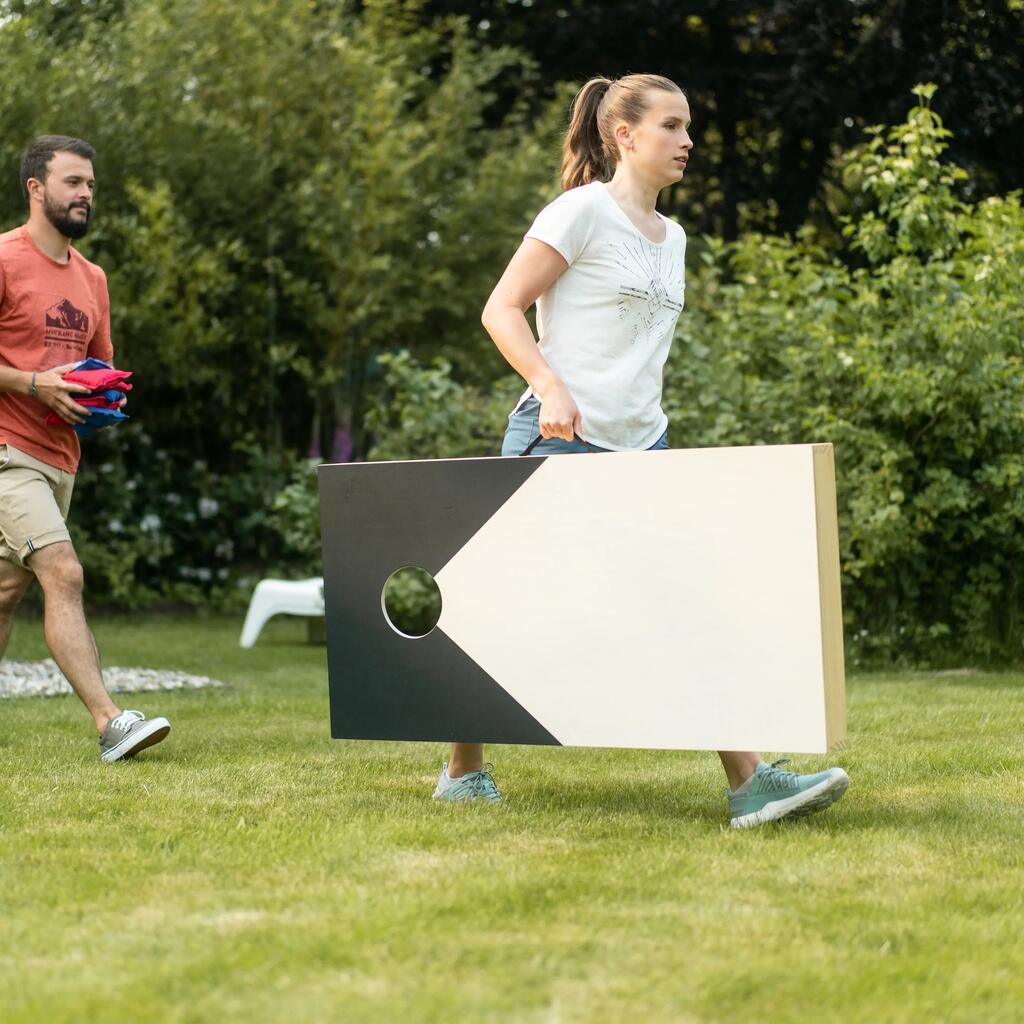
[0,135,171,761]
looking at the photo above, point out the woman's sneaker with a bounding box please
[728,759,848,829]
[432,762,502,803]
[99,710,171,763]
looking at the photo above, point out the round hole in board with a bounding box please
[381,566,442,638]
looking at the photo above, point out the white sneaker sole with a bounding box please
[101,717,171,763]
[730,768,849,829]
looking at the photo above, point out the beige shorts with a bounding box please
[0,444,75,568]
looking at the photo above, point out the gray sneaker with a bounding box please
[99,710,171,763]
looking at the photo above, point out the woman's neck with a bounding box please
[605,164,661,215]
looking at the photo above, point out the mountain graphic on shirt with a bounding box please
[46,299,89,333]
[44,298,90,347]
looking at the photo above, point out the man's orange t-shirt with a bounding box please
[0,226,114,473]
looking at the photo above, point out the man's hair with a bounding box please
[20,135,96,202]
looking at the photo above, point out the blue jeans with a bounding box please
[500,397,669,456]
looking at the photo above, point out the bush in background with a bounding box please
[664,87,1024,664]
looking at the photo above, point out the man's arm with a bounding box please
[0,363,90,425]
[0,365,32,396]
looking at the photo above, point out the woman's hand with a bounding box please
[537,379,582,442]
[31,363,91,425]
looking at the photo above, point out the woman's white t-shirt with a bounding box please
[520,180,687,451]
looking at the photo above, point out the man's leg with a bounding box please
[28,541,119,733]
[0,557,35,657]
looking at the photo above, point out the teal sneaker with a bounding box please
[432,762,502,803]
[728,759,849,829]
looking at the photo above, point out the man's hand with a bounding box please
[32,363,91,425]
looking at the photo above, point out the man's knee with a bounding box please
[0,566,33,612]
[30,544,85,595]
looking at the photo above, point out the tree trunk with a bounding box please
[316,383,338,463]
[346,351,372,462]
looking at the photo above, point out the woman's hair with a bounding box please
[560,74,684,191]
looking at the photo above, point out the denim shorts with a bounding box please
[500,397,669,456]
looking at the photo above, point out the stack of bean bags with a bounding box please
[45,357,132,439]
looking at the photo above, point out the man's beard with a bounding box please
[44,194,91,239]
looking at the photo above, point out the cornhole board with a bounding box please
[318,444,846,753]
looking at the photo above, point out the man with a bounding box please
[0,135,170,762]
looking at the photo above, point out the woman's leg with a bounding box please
[718,750,761,790]
[448,742,484,777]
[722,751,849,829]
[435,401,590,802]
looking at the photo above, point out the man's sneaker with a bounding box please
[99,710,171,763]
[432,762,502,803]
[728,759,849,829]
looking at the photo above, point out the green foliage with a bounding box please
[0,0,559,462]
[264,349,517,576]
[842,83,969,263]
[269,459,323,572]
[365,350,518,461]
[427,1,1024,240]
[665,88,1024,664]
[0,0,558,606]
[64,428,300,609]
[2,0,1021,670]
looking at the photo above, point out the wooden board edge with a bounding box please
[812,444,848,751]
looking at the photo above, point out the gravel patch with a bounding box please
[0,660,225,699]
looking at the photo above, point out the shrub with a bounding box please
[68,428,300,609]
[664,87,1024,664]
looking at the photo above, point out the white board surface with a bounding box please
[434,444,839,752]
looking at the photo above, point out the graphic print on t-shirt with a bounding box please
[45,298,90,347]
[610,238,684,346]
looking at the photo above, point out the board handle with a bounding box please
[520,433,597,456]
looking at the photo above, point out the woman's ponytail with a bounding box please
[560,77,612,191]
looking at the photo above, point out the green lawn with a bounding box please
[1,614,1022,1023]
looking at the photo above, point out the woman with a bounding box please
[432,74,849,828]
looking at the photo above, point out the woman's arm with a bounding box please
[481,238,581,442]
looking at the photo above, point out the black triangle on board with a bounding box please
[318,455,560,744]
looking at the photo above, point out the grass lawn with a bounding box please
[1,613,1022,1023]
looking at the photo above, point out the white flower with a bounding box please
[198,497,220,518]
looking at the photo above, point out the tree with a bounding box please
[0,0,564,603]
[0,0,563,462]
[423,0,1024,239]
[664,87,1024,661]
